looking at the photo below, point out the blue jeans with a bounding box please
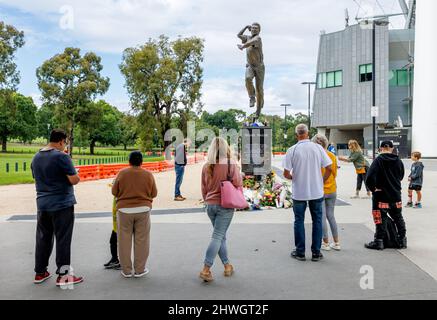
[174,164,185,197]
[292,198,324,255]
[204,205,234,267]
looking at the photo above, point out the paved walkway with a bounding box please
[1,156,437,299]
[1,222,436,300]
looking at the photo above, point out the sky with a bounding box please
[0,0,405,116]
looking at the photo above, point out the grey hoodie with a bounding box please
[409,161,424,187]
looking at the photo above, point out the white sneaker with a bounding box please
[330,243,341,251]
[121,271,133,278]
[321,243,331,251]
[134,268,150,278]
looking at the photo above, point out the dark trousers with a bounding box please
[174,164,185,197]
[110,230,118,260]
[292,198,324,255]
[372,198,407,240]
[34,206,75,275]
[357,168,370,192]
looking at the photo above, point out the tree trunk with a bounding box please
[1,136,6,153]
[69,127,74,158]
[90,140,96,155]
[123,144,127,151]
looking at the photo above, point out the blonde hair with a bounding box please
[348,140,362,153]
[206,137,234,177]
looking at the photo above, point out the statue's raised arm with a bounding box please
[237,22,265,119]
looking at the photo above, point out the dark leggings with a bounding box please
[356,168,370,192]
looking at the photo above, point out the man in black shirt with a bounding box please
[31,129,84,287]
[364,141,407,251]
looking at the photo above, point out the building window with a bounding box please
[389,69,411,87]
[335,70,343,86]
[317,70,342,89]
[359,64,373,82]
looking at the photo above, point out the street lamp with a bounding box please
[357,17,389,159]
[371,19,389,159]
[301,82,316,131]
[281,104,291,151]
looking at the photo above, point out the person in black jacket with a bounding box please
[364,141,407,251]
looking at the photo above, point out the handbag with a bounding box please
[220,157,248,209]
[356,167,366,175]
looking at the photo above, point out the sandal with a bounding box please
[224,264,234,277]
[199,271,213,282]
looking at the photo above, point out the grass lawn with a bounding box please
[0,144,164,186]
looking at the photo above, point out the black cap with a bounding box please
[380,140,394,148]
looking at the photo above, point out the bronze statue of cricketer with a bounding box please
[238,22,265,119]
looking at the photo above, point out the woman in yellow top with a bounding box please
[313,134,341,251]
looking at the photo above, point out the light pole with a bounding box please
[281,104,291,151]
[301,82,316,131]
[371,19,389,159]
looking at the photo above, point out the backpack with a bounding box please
[384,216,400,249]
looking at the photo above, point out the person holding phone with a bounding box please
[31,129,83,287]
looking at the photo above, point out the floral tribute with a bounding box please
[242,171,293,210]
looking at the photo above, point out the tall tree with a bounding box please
[119,113,138,150]
[36,47,110,156]
[0,93,37,150]
[36,103,56,142]
[0,21,25,151]
[83,100,122,154]
[202,109,246,131]
[13,93,38,143]
[120,35,204,151]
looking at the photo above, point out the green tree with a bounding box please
[84,100,122,154]
[119,113,138,150]
[120,35,204,150]
[0,21,25,151]
[36,47,110,157]
[36,103,56,141]
[13,94,38,143]
[201,109,246,131]
[0,93,37,150]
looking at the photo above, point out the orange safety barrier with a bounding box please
[75,153,206,182]
[76,165,100,182]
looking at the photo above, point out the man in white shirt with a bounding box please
[283,124,333,262]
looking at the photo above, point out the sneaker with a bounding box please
[405,202,413,208]
[414,203,423,209]
[350,194,360,199]
[291,250,306,261]
[311,253,324,262]
[330,243,341,251]
[321,242,331,251]
[121,271,133,278]
[174,195,186,201]
[34,271,52,284]
[104,258,121,270]
[134,268,150,278]
[56,275,84,287]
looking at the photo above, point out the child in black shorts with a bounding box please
[406,152,424,209]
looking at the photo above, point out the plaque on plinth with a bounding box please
[241,126,272,176]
